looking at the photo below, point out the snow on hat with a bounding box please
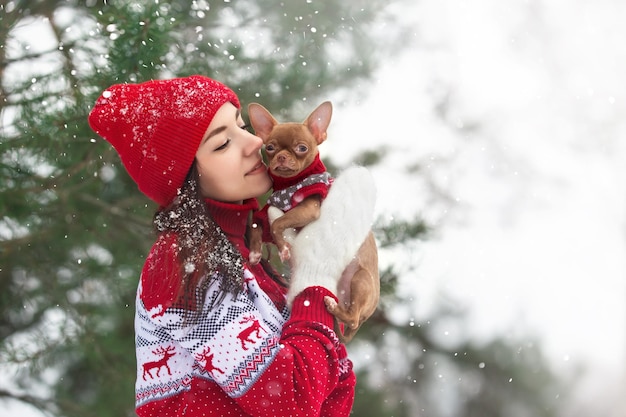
[88,75,240,207]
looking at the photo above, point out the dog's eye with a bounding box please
[295,145,308,153]
[265,144,275,153]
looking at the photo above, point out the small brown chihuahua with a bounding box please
[247,101,379,343]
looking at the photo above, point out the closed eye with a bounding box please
[214,138,231,151]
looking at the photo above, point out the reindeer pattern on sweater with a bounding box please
[135,266,289,406]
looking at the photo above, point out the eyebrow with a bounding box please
[201,108,241,145]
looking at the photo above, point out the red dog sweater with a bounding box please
[253,154,332,240]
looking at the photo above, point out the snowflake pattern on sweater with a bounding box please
[135,267,289,406]
[268,172,332,212]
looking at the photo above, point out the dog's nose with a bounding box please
[277,154,286,163]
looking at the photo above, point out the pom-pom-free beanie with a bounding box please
[88,75,240,207]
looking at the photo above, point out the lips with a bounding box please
[246,161,266,176]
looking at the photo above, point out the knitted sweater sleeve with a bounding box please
[240,286,353,417]
[137,234,354,417]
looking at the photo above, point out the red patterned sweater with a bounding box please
[135,197,355,417]
[253,154,332,241]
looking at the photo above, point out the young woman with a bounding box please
[88,75,369,416]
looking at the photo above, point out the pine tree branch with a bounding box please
[0,388,56,417]
[77,193,153,231]
[44,10,81,104]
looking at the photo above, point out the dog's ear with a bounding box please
[304,101,332,145]
[248,103,277,141]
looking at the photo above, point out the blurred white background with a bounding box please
[328,0,626,415]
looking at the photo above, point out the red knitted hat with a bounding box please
[88,75,240,207]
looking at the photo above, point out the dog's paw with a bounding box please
[248,251,262,265]
[324,295,338,312]
[278,244,291,262]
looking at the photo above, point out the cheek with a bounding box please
[197,161,248,202]
[196,160,228,197]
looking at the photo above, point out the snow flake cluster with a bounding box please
[153,175,244,296]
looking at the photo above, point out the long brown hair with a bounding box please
[153,163,244,319]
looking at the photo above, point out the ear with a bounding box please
[248,103,278,141]
[304,101,332,145]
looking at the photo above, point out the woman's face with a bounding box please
[195,102,271,203]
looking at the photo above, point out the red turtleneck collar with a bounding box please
[269,153,327,191]
[204,197,258,257]
[205,197,287,306]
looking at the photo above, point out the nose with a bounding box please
[244,132,263,155]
